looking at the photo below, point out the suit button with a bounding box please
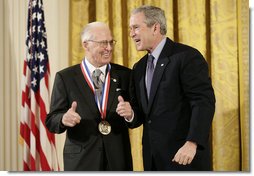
[148,120,152,124]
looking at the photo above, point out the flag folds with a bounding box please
[20,0,59,171]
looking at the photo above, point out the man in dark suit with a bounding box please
[116,5,215,171]
[46,22,132,171]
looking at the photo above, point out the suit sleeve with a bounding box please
[127,64,144,128]
[45,72,69,134]
[180,49,216,149]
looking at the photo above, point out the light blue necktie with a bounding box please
[146,55,155,99]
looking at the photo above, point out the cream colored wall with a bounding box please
[0,0,69,171]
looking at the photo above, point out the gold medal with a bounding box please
[98,120,111,135]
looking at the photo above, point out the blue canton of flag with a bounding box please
[26,0,49,92]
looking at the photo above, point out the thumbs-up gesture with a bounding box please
[116,96,133,121]
[62,101,81,127]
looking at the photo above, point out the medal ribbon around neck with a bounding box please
[80,60,111,119]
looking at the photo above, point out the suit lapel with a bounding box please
[147,57,169,111]
[139,72,148,113]
[147,38,174,113]
[106,69,118,115]
[138,58,149,113]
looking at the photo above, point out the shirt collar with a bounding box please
[150,37,167,61]
[84,58,107,76]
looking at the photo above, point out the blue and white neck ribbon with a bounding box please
[80,60,111,119]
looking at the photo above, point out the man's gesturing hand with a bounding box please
[116,96,133,121]
[62,101,81,127]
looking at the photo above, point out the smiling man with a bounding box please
[46,22,132,171]
[116,5,215,171]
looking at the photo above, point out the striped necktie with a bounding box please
[92,69,103,102]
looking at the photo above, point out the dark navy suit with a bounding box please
[129,38,215,171]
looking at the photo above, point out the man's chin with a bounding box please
[102,58,111,64]
[136,45,144,51]
[136,48,145,51]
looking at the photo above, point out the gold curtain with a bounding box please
[69,0,249,171]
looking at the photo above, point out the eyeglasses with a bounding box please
[86,40,116,48]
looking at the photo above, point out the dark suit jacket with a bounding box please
[129,38,215,171]
[46,63,133,171]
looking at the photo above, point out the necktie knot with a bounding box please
[93,69,102,78]
[147,55,155,65]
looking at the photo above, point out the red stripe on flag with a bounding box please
[23,161,30,171]
[22,86,31,107]
[30,153,35,170]
[35,89,56,143]
[23,60,27,76]
[20,122,31,148]
[29,105,51,170]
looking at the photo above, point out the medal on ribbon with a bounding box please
[81,60,111,135]
[98,120,111,135]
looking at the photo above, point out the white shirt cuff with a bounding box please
[124,110,134,122]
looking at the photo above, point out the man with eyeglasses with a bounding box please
[46,22,133,171]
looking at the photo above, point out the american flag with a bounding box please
[20,0,59,171]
